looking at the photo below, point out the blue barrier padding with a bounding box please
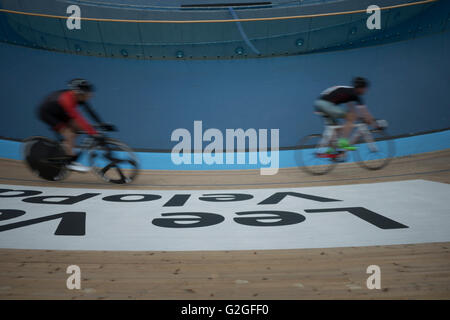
[1,130,449,170]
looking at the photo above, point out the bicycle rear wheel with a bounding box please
[354,130,395,170]
[295,134,338,175]
[22,136,69,181]
[88,138,139,184]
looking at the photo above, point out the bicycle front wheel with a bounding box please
[354,130,395,170]
[88,138,139,184]
[295,134,338,175]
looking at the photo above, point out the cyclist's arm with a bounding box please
[356,104,377,127]
[81,102,103,124]
[59,91,97,135]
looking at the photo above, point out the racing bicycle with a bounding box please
[23,126,139,184]
[295,112,395,175]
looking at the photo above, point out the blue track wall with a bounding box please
[0,28,449,149]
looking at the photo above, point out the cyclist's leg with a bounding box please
[314,100,356,150]
[341,109,356,140]
[314,100,343,152]
[58,125,77,157]
[314,99,346,123]
[38,109,89,172]
[39,111,72,156]
[338,110,357,150]
[39,111,84,161]
[64,120,91,172]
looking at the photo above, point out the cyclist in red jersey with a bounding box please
[38,79,112,172]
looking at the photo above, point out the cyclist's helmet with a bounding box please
[352,77,369,89]
[68,78,94,93]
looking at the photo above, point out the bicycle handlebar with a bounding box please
[358,118,388,130]
[375,119,388,129]
[76,123,117,135]
[94,123,117,132]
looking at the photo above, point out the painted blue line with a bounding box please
[228,7,261,55]
[1,130,449,170]
[0,140,22,161]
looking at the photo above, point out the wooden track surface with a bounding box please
[1,149,449,189]
[0,150,449,299]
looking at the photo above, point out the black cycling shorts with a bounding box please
[39,109,69,131]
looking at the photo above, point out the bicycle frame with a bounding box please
[59,130,108,161]
[77,135,98,155]
[24,126,139,184]
[297,117,393,174]
[318,122,378,152]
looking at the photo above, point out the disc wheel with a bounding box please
[22,136,69,181]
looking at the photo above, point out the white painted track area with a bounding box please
[1,180,449,251]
